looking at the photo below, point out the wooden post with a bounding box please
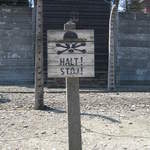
[108,5,117,90]
[64,21,82,150]
[34,0,44,110]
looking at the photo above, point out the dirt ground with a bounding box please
[0,86,150,150]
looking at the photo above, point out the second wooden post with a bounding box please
[35,0,44,110]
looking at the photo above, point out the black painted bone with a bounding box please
[57,48,70,55]
[56,41,86,54]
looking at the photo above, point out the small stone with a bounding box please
[141,104,145,108]
[1,117,5,119]
[92,144,98,149]
[28,105,33,108]
[119,125,123,128]
[23,125,28,128]
[129,122,133,125]
[116,92,119,95]
[11,123,15,126]
[35,132,38,135]
[130,105,136,111]
[53,130,57,134]
[82,128,86,133]
[119,114,125,117]
[41,131,46,135]
[15,106,20,108]
[108,137,112,140]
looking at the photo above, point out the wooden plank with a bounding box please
[47,41,94,54]
[48,65,95,78]
[66,77,82,150]
[119,47,150,52]
[47,30,94,42]
[119,33,150,41]
[48,54,94,66]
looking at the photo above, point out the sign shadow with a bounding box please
[42,107,121,124]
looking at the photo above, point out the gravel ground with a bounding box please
[0,86,150,150]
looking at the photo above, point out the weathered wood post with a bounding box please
[34,0,44,110]
[64,20,82,150]
[108,4,118,90]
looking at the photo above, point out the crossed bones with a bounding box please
[56,42,86,55]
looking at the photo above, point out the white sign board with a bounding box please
[47,30,95,77]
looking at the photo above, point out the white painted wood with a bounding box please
[48,66,95,77]
[47,30,94,42]
[47,41,94,54]
[47,30,94,78]
[48,54,94,66]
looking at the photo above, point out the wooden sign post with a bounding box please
[64,21,82,150]
[34,0,44,110]
[47,21,94,150]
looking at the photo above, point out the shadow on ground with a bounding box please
[0,95,11,103]
[42,106,121,123]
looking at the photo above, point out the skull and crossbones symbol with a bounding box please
[56,31,87,55]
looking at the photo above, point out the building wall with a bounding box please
[0,0,29,6]
[43,0,110,88]
[116,13,150,86]
[0,6,34,84]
